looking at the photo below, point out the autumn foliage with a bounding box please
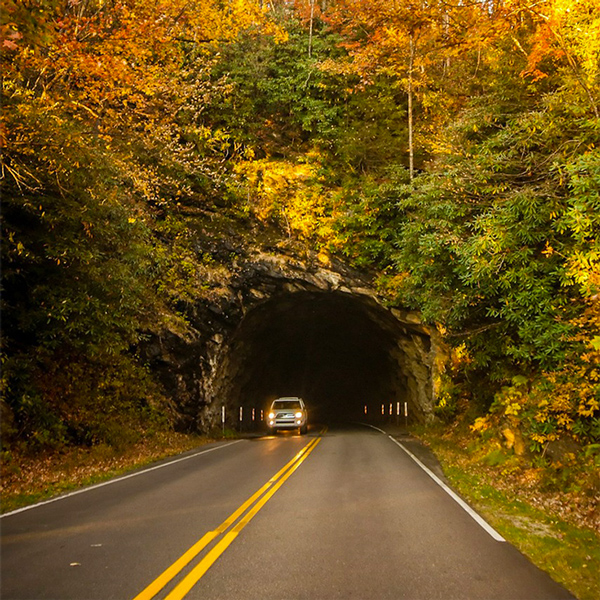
[1,0,284,448]
[1,0,599,486]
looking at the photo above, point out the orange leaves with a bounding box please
[0,0,290,214]
[3,0,285,119]
[2,28,22,51]
[2,1,292,240]
[512,0,600,114]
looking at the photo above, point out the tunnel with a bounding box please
[208,290,436,428]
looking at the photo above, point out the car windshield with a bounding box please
[272,400,302,409]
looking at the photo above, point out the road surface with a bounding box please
[1,425,574,599]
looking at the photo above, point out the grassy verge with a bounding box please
[1,431,221,514]
[413,424,600,600]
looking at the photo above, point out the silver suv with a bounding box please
[267,397,308,434]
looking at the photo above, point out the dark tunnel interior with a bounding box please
[216,291,428,426]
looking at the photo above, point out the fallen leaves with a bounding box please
[0,432,212,513]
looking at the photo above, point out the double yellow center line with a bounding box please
[133,432,324,600]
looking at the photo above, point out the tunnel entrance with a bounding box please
[210,290,436,427]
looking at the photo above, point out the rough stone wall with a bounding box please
[141,246,446,432]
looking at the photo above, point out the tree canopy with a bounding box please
[1,0,598,455]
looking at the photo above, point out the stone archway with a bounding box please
[198,250,446,429]
[208,290,438,426]
[142,248,446,432]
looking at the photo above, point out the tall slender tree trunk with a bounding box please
[308,0,315,58]
[443,10,450,76]
[408,32,415,182]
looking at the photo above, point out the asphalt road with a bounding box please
[1,425,574,600]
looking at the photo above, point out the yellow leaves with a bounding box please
[181,0,286,45]
[505,401,523,416]
[534,399,549,423]
[549,0,600,85]
[471,416,490,433]
[578,398,599,418]
[530,431,558,444]
[556,413,573,428]
[451,343,472,368]
[564,250,600,296]
[521,0,600,103]
[376,271,410,301]
[82,222,94,238]
[236,157,328,240]
[317,249,332,267]
[501,427,526,455]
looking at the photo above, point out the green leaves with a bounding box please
[380,85,599,398]
[2,0,598,454]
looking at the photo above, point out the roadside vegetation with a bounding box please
[413,421,600,600]
[1,0,598,593]
[1,431,213,514]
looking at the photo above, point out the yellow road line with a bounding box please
[133,433,324,600]
[132,531,220,600]
[165,436,322,600]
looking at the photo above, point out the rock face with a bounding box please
[142,242,446,432]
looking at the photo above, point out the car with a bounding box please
[266,397,308,434]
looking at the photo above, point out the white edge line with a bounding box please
[360,423,386,435]
[360,423,504,543]
[1,440,244,519]
[387,435,505,542]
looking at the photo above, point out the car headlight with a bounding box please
[295,411,303,418]
[268,412,275,419]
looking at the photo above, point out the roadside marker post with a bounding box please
[404,402,408,429]
[221,405,225,437]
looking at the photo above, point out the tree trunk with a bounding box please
[408,32,415,182]
[308,0,315,58]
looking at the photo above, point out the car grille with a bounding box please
[275,413,294,421]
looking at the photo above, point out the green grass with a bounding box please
[418,435,600,600]
[1,432,218,514]
[2,464,152,514]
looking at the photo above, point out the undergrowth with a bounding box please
[0,431,214,514]
[413,422,600,600]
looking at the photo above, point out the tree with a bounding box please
[0,0,286,448]
[323,0,489,180]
